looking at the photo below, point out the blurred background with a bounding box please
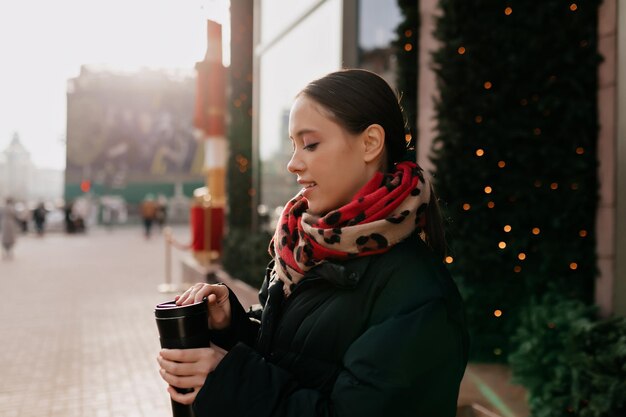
[0,0,624,416]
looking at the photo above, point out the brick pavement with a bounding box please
[0,225,530,417]
[0,226,206,417]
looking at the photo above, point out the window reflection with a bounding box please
[357,0,402,89]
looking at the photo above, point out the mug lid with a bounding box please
[154,298,207,318]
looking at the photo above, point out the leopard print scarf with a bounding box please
[270,161,430,296]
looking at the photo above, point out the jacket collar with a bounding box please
[307,256,372,289]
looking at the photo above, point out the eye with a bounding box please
[303,143,319,151]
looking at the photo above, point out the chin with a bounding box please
[305,202,326,217]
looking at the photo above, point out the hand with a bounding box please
[157,345,227,405]
[176,283,231,330]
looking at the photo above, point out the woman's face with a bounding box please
[287,95,372,216]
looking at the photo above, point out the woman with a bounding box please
[1,198,19,259]
[157,69,469,416]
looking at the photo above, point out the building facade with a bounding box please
[251,0,625,314]
[0,133,63,203]
[65,66,205,207]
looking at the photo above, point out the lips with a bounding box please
[300,181,317,198]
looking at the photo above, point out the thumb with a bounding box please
[206,286,230,329]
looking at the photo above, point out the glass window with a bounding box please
[357,0,403,90]
[257,0,342,229]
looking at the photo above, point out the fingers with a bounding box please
[175,283,228,306]
[167,385,198,405]
[160,348,205,363]
[158,347,227,405]
[158,355,202,377]
[160,369,206,390]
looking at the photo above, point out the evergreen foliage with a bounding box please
[223,0,268,287]
[510,295,626,417]
[394,0,419,153]
[226,0,254,231]
[431,0,601,360]
[222,228,272,289]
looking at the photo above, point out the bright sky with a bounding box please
[0,0,230,170]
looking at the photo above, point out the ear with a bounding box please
[362,124,386,163]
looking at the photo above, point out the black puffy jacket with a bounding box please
[194,232,469,417]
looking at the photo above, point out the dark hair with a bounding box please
[298,69,447,258]
[298,69,407,169]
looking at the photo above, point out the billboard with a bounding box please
[66,68,204,191]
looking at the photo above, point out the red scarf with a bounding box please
[270,161,430,295]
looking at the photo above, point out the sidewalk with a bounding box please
[0,225,529,417]
[0,226,190,417]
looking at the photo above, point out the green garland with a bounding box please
[226,0,254,232]
[431,0,601,361]
[394,0,419,152]
[510,295,626,416]
[223,0,267,287]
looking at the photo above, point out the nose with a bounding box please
[287,150,305,174]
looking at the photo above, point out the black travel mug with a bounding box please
[155,299,211,417]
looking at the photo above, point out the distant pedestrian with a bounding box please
[32,202,47,236]
[140,195,157,238]
[64,201,76,234]
[1,198,19,260]
[155,195,168,230]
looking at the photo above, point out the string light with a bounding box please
[405,133,412,143]
[579,230,587,237]
[498,161,506,168]
[475,115,483,123]
[458,46,466,55]
[532,227,541,235]
[498,241,507,249]
[504,225,512,232]
[504,7,512,15]
[550,182,559,190]
[404,43,413,52]
[570,262,578,270]
[518,253,526,260]
[576,147,584,154]
[494,310,503,317]
[463,203,471,211]
[514,266,522,273]
[571,183,579,190]
[405,29,412,37]
[570,3,578,11]
[484,186,492,194]
[534,180,542,188]
[445,256,454,264]
[476,149,485,157]
[487,201,495,208]
[484,81,493,90]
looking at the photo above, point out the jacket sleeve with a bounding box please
[209,263,273,350]
[208,286,260,350]
[193,298,466,417]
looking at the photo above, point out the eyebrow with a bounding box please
[289,128,318,140]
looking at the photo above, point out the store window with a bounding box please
[357,0,403,90]
[257,0,342,228]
